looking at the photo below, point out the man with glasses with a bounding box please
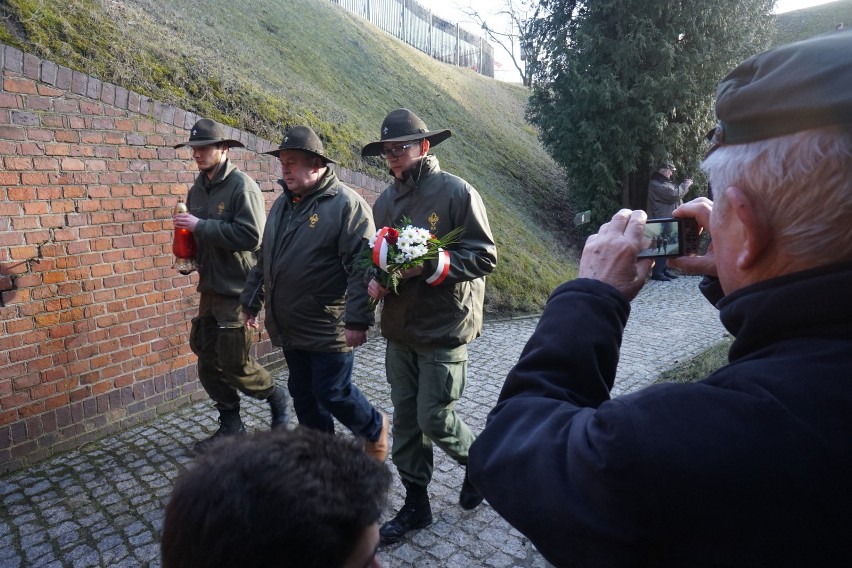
[469,30,852,566]
[361,109,497,544]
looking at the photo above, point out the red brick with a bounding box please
[55,129,80,143]
[0,172,21,184]
[3,77,37,94]
[7,186,36,201]
[4,156,33,170]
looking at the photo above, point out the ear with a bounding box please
[725,186,771,270]
[420,139,430,156]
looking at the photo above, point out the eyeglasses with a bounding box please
[379,142,418,158]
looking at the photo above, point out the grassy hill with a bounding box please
[3,0,843,314]
[774,0,852,44]
[0,0,580,315]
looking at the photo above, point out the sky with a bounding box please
[426,0,842,82]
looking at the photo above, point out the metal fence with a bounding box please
[330,0,494,77]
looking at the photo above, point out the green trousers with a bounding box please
[386,340,475,487]
[190,293,273,410]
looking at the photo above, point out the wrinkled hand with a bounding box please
[345,329,368,347]
[668,197,716,277]
[579,209,653,302]
[243,312,259,329]
[368,278,389,300]
[173,212,200,232]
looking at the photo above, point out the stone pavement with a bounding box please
[0,275,729,568]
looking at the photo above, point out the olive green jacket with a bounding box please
[187,160,265,297]
[373,155,496,347]
[240,169,375,351]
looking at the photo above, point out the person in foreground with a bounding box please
[362,109,497,543]
[161,427,391,568]
[469,29,852,567]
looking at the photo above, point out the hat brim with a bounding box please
[361,129,452,157]
[263,147,337,164]
[174,139,245,149]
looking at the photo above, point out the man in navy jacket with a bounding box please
[469,29,852,567]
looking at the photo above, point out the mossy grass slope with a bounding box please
[0,0,580,315]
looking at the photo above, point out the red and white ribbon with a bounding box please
[426,248,450,286]
[372,227,391,271]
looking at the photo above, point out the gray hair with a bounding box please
[702,126,852,265]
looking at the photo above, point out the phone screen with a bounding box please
[638,218,683,258]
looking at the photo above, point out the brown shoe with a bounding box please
[365,412,389,462]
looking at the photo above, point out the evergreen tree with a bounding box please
[527,0,775,230]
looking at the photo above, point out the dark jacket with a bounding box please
[469,264,852,567]
[186,160,265,297]
[241,169,374,351]
[647,171,690,218]
[372,156,496,347]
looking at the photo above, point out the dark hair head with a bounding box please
[161,427,391,568]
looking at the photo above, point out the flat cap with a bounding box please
[711,28,852,147]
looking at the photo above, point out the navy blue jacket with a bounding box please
[469,264,852,567]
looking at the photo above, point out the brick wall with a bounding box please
[0,43,386,473]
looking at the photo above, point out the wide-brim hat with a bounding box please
[361,109,452,157]
[174,118,245,149]
[263,125,336,164]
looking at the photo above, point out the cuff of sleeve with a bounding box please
[345,323,369,331]
[242,306,259,318]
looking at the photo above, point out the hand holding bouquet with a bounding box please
[362,218,462,310]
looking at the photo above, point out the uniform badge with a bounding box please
[309,214,319,228]
[218,202,225,216]
[428,212,439,232]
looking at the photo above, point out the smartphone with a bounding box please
[637,217,700,258]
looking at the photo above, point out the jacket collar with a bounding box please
[719,261,852,361]
[278,167,338,202]
[198,159,237,189]
[394,155,440,190]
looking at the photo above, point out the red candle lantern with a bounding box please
[173,200,197,275]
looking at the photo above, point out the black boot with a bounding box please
[459,467,484,510]
[267,385,290,431]
[379,480,432,544]
[194,406,246,454]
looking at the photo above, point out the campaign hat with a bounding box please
[174,118,244,149]
[264,125,337,164]
[361,109,452,157]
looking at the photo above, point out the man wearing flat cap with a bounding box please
[469,29,852,566]
[174,118,289,454]
[240,125,389,463]
[647,160,693,281]
[363,109,497,544]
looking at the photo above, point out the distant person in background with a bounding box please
[362,109,497,544]
[161,427,391,568]
[173,118,289,454]
[241,125,388,462]
[647,160,692,280]
[469,29,852,566]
